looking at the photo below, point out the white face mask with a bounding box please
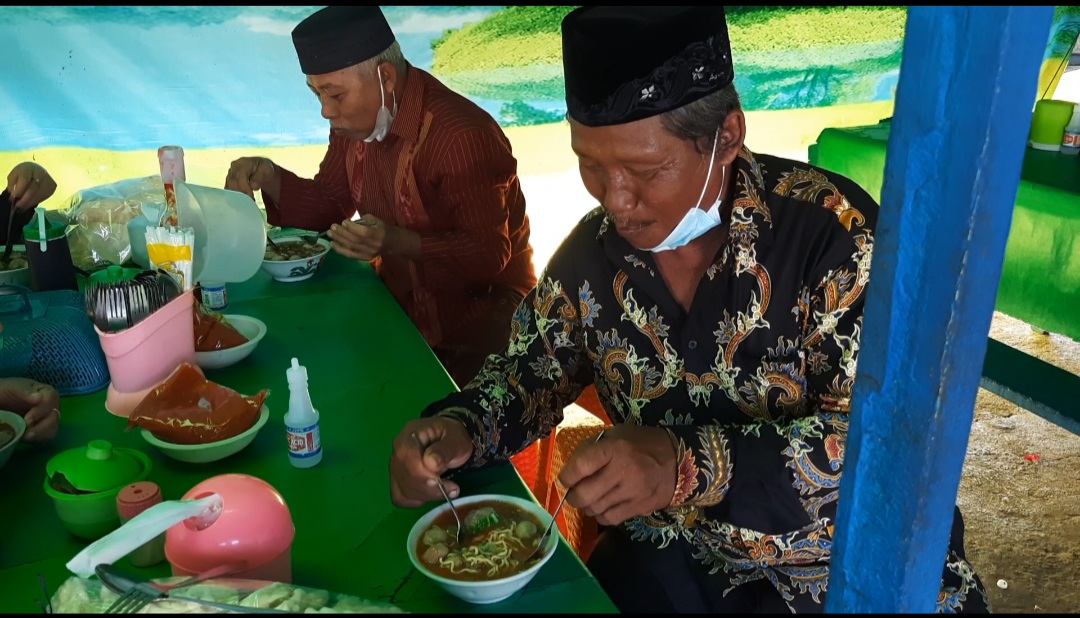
[364,66,398,143]
[647,129,726,253]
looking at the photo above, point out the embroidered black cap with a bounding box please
[561,6,734,127]
[292,6,396,75]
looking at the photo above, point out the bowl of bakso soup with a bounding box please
[0,409,27,471]
[0,245,31,288]
[260,235,331,283]
[407,494,559,605]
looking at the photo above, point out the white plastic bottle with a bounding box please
[284,357,322,468]
[1061,104,1080,156]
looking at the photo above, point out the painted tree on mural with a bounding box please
[432,5,1080,125]
[432,6,909,121]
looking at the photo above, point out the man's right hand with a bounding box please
[0,377,61,443]
[224,157,280,201]
[389,415,474,508]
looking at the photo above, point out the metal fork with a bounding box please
[525,428,606,562]
[102,575,164,614]
[99,561,247,614]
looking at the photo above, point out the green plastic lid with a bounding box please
[22,215,66,242]
[46,440,145,493]
[89,264,142,285]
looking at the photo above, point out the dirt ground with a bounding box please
[958,312,1080,614]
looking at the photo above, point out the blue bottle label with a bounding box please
[201,284,228,311]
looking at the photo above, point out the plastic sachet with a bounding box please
[193,289,249,352]
[49,576,409,613]
[125,362,268,444]
[145,226,194,291]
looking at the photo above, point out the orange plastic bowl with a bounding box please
[165,474,295,583]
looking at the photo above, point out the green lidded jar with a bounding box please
[21,211,78,292]
[43,440,153,540]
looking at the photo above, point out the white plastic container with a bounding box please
[284,357,322,468]
[1061,104,1080,156]
[175,181,267,284]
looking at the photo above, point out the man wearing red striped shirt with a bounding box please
[225,6,537,387]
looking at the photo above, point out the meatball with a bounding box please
[422,543,449,565]
[422,526,448,546]
[514,520,538,539]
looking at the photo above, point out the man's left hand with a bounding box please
[558,424,678,526]
[328,215,389,261]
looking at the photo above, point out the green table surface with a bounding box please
[0,252,616,614]
[810,122,1080,341]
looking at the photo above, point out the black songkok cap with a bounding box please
[561,6,734,127]
[292,6,396,75]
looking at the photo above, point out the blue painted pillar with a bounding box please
[825,6,1054,614]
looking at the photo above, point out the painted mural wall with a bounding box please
[2,6,1077,270]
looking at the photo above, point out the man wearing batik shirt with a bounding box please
[225,6,536,388]
[388,5,991,614]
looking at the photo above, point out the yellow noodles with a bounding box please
[438,528,528,578]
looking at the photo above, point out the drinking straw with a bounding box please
[37,207,47,252]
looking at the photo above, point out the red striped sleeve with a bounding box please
[264,133,356,232]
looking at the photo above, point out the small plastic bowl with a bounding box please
[260,236,330,283]
[406,494,559,605]
[140,405,269,464]
[0,409,27,471]
[195,315,267,370]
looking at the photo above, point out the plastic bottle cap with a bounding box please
[287,357,307,382]
[117,481,164,520]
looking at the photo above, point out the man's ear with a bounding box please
[717,109,746,166]
[379,61,398,94]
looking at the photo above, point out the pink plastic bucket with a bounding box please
[96,290,196,414]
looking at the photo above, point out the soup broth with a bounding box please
[415,500,545,582]
[264,240,324,262]
[0,421,17,449]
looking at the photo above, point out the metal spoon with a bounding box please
[263,225,281,250]
[525,428,606,562]
[299,233,324,246]
[412,432,465,545]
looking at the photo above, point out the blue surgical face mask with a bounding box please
[364,66,398,143]
[647,130,725,253]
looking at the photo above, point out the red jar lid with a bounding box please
[117,481,163,520]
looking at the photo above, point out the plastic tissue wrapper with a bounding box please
[59,175,167,270]
[67,494,223,578]
[126,362,268,444]
[50,576,408,613]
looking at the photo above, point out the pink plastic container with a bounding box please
[97,290,197,417]
[165,474,295,583]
